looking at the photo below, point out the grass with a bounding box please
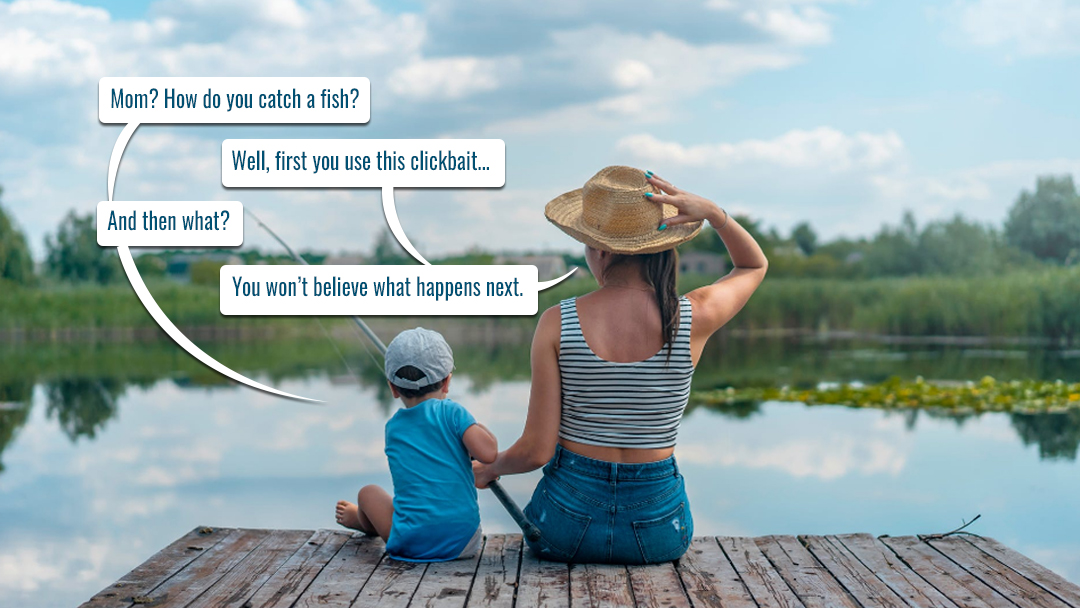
[2,267,1080,342]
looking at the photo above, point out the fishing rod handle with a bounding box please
[487,479,542,542]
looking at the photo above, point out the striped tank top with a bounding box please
[558,296,694,449]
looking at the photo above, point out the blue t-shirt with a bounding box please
[384,398,480,562]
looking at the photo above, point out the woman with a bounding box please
[473,166,768,564]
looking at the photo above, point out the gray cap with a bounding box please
[384,327,455,390]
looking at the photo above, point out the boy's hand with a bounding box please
[473,460,499,489]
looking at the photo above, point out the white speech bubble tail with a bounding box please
[538,267,578,291]
[381,186,431,266]
[108,122,139,202]
[116,246,322,403]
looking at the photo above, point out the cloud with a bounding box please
[0,0,850,258]
[389,56,520,101]
[945,0,1080,56]
[741,5,833,46]
[618,128,905,172]
[0,537,111,592]
[678,436,907,480]
[616,128,1080,239]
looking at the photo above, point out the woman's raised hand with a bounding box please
[644,173,726,228]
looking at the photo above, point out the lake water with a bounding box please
[1,335,1078,607]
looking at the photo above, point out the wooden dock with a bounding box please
[81,527,1080,608]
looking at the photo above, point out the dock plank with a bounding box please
[756,535,859,608]
[928,536,1072,608]
[878,535,1012,608]
[799,535,910,608]
[82,532,1078,608]
[835,534,958,608]
[293,534,385,608]
[963,536,1080,607]
[186,529,314,608]
[466,533,522,608]
[570,563,635,607]
[244,529,352,608]
[719,536,804,608]
[410,543,483,608]
[675,537,755,608]
[627,561,691,608]
[80,526,236,608]
[352,555,428,607]
[517,545,570,608]
[125,528,273,608]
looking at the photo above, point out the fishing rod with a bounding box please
[245,209,541,542]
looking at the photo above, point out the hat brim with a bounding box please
[545,188,703,254]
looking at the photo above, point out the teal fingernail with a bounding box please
[645,170,654,177]
[658,224,667,231]
[645,192,653,198]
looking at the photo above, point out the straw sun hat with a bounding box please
[545,166,703,254]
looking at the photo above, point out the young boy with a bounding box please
[335,327,498,561]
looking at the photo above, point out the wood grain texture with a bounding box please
[719,536,804,608]
[517,545,570,608]
[185,529,313,608]
[245,529,352,608]
[963,536,1080,608]
[570,563,635,608]
[676,538,755,608]
[79,527,236,608]
[128,528,274,608]
[878,535,1011,608]
[293,534,385,608]
[80,532,1080,608]
[351,555,428,608]
[467,533,522,608]
[410,542,483,608]
[799,535,910,608]
[755,536,859,608]
[627,561,691,608]
[927,536,1071,608]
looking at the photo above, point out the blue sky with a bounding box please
[1,0,1079,258]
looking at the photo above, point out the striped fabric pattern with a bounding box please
[557,296,694,449]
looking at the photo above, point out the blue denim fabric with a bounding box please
[523,445,692,564]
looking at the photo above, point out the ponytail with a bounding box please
[644,249,680,359]
[602,249,681,360]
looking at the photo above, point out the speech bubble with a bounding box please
[221,265,553,316]
[221,138,506,266]
[97,201,244,246]
[99,77,371,125]
[101,76,371,403]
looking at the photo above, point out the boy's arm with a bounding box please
[463,423,498,464]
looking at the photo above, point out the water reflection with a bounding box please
[0,336,1078,607]
[44,378,124,442]
[1012,410,1080,460]
[2,337,1080,477]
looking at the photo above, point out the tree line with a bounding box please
[2,175,1080,288]
[682,175,1080,279]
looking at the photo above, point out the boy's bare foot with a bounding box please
[336,500,364,531]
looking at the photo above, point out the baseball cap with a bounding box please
[384,327,455,390]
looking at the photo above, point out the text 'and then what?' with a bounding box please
[105,209,230,231]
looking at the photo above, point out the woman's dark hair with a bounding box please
[603,249,680,358]
[390,365,448,399]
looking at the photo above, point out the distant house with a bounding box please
[323,254,366,265]
[678,251,726,275]
[495,255,570,280]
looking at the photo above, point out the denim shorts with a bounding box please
[523,445,692,564]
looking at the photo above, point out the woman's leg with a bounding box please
[336,484,394,541]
